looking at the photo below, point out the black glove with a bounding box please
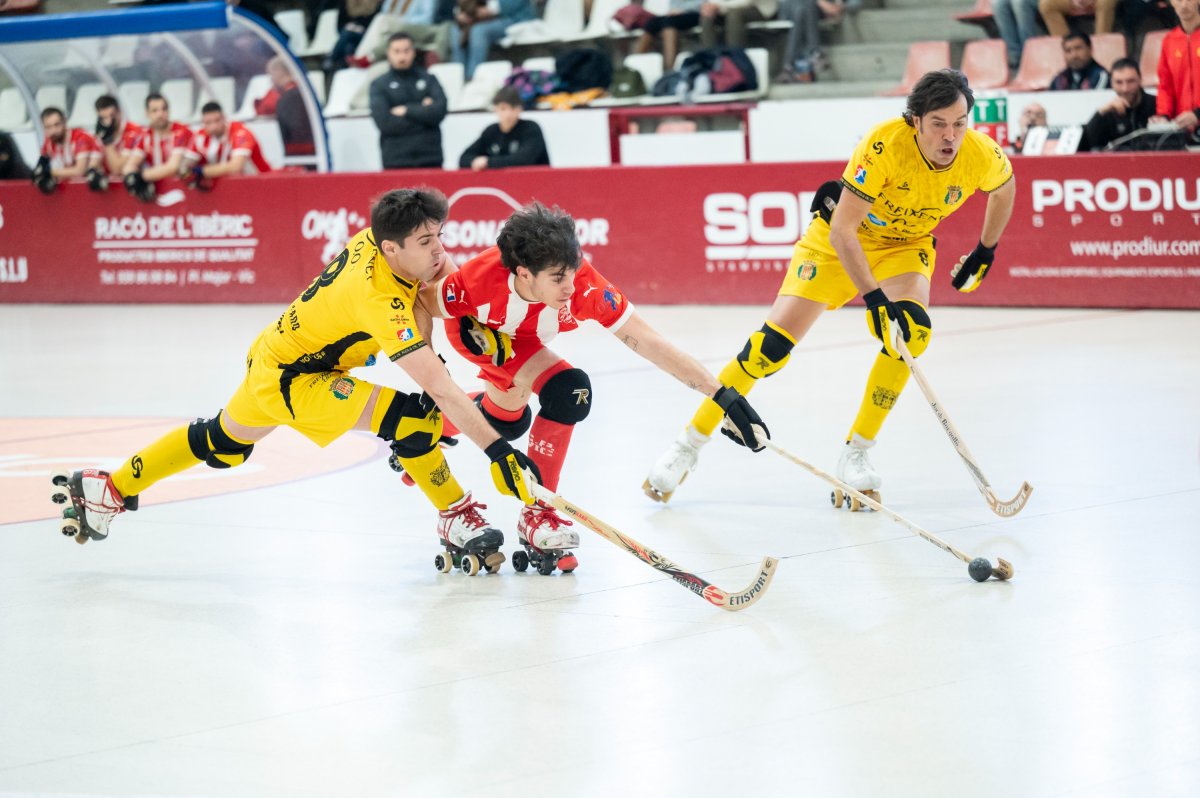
[123,171,155,203]
[863,287,910,358]
[86,167,109,192]
[32,155,56,195]
[951,240,996,293]
[484,439,541,505]
[459,316,512,366]
[809,179,842,224]
[94,118,117,146]
[713,386,769,452]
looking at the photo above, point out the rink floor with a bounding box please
[1,303,1198,797]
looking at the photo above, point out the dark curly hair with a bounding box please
[496,202,581,276]
[903,69,975,126]
[370,188,448,245]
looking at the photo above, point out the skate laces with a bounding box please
[442,496,489,531]
[523,501,571,534]
[82,477,125,517]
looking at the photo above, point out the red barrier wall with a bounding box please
[1,153,1197,308]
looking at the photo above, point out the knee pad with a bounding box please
[188,415,254,469]
[376,389,443,458]
[536,368,592,425]
[894,300,932,358]
[737,322,796,380]
[475,394,533,440]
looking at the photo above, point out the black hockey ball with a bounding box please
[968,557,992,582]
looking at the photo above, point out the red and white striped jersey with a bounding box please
[435,247,634,345]
[41,128,101,170]
[116,120,145,154]
[186,121,272,174]
[132,121,193,167]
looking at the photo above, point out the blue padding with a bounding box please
[0,2,228,44]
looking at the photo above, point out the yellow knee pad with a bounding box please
[893,300,932,359]
[372,389,444,458]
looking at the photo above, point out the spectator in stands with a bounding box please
[458,86,549,170]
[33,107,105,194]
[1038,0,1117,37]
[122,94,194,202]
[993,0,1042,71]
[774,0,859,83]
[257,57,317,156]
[1049,32,1111,89]
[637,0,704,77]
[323,0,385,73]
[1078,57,1157,149]
[699,0,778,53]
[1011,101,1047,151]
[182,102,274,188]
[1149,0,1200,138]
[370,32,448,168]
[0,132,31,181]
[451,0,534,79]
[358,0,453,66]
[93,95,144,177]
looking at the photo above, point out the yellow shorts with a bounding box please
[223,343,375,448]
[779,222,936,309]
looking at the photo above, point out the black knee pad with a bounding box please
[737,323,795,379]
[537,368,592,425]
[474,393,532,440]
[378,390,443,458]
[893,300,932,358]
[187,415,254,469]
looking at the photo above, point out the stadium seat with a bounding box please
[195,77,237,120]
[455,60,513,111]
[68,82,105,129]
[500,0,585,47]
[307,70,326,105]
[960,39,1008,90]
[34,84,66,114]
[323,68,370,117]
[952,0,999,39]
[1090,32,1126,71]
[881,41,951,96]
[429,62,465,111]
[160,79,195,122]
[118,81,150,123]
[1139,29,1166,89]
[274,10,310,55]
[304,9,339,58]
[1006,36,1065,91]
[522,56,556,73]
[235,74,274,119]
[0,87,29,129]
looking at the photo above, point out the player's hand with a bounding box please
[485,439,541,505]
[712,386,769,452]
[123,171,155,203]
[85,167,108,193]
[31,156,56,195]
[951,240,996,293]
[94,118,117,145]
[459,316,513,366]
[863,287,910,358]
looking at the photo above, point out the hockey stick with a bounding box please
[894,336,1033,517]
[530,483,779,611]
[734,421,1013,581]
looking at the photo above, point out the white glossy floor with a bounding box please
[1,304,1198,797]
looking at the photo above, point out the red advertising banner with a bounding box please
[1,152,1197,308]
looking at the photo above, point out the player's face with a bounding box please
[1111,68,1141,105]
[202,111,227,139]
[517,265,576,309]
[914,96,969,167]
[42,113,65,144]
[383,220,445,283]
[387,39,416,70]
[147,99,170,130]
[494,102,521,131]
[1062,38,1091,71]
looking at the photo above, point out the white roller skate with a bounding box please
[49,469,131,544]
[435,492,505,576]
[512,500,579,575]
[832,434,881,512]
[642,426,709,503]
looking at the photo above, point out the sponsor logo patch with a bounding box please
[397,328,415,342]
[866,213,888,227]
[854,165,867,185]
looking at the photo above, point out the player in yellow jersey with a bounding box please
[644,69,1016,506]
[51,188,541,572]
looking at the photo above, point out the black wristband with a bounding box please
[976,240,997,257]
[862,288,887,307]
[483,439,511,461]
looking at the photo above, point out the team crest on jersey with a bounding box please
[397,327,415,342]
[796,260,818,281]
[944,185,963,204]
[330,377,356,400]
[854,165,867,185]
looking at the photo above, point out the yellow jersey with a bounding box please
[839,118,1013,245]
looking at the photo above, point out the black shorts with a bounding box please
[645,11,701,35]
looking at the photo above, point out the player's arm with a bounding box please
[122,147,146,176]
[202,152,248,178]
[51,152,93,179]
[416,259,460,319]
[826,187,877,296]
[951,176,1016,293]
[143,148,185,181]
[611,311,717,395]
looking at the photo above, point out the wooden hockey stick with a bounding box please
[895,336,1033,518]
[736,422,1013,581]
[530,483,779,612]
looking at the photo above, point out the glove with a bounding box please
[459,315,513,366]
[809,179,842,224]
[484,438,541,505]
[32,155,56,195]
[94,118,117,146]
[123,171,155,203]
[712,386,769,452]
[951,241,996,293]
[183,164,211,191]
[863,287,910,358]
[86,167,109,192]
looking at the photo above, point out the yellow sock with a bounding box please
[848,352,911,442]
[110,424,202,498]
[398,448,464,511]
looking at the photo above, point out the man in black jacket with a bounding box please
[369,32,448,169]
[1049,32,1111,90]
[1078,58,1157,151]
[458,87,549,171]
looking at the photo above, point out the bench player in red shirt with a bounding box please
[419,203,769,575]
[122,93,194,202]
[93,94,145,177]
[181,101,273,189]
[32,107,105,194]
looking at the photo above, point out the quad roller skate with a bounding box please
[435,493,505,576]
[50,469,132,544]
[643,427,707,503]
[511,500,579,575]
[832,437,881,512]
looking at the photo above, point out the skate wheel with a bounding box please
[557,554,578,573]
[75,531,88,545]
[51,488,70,505]
[511,550,529,572]
[830,490,837,507]
[461,553,481,576]
[51,470,70,487]
[60,517,80,537]
[434,552,453,573]
[387,454,404,473]
[641,478,672,504]
[849,495,862,512]
[536,557,556,576]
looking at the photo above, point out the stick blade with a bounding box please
[992,557,1015,581]
[714,556,779,612]
[988,482,1034,518]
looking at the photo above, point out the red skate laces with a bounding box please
[521,501,572,536]
[81,470,126,516]
[440,496,489,533]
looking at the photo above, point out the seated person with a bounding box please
[122,93,194,202]
[451,0,534,79]
[1078,57,1157,150]
[636,0,703,79]
[1038,0,1117,37]
[699,0,778,53]
[775,0,859,83]
[1011,102,1047,152]
[257,57,316,156]
[93,95,144,177]
[357,0,452,65]
[1149,0,1200,141]
[1049,32,1111,90]
[0,131,31,180]
[323,0,385,73]
[182,102,274,187]
[33,107,105,194]
[458,86,548,171]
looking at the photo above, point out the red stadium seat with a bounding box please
[1006,36,1066,91]
[953,0,999,39]
[880,41,952,96]
[961,39,1009,90]
[1139,29,1167,88]
[1090,32,1127,71]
